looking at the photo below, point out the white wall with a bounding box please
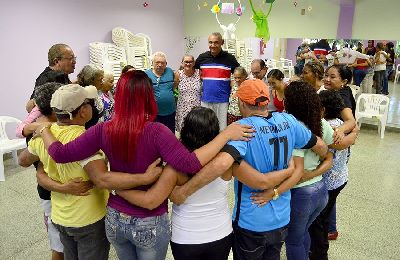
[0,0,184,122]
[353,0,400,39]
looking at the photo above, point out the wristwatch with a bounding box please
[272,188,280,200]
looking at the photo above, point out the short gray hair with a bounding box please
[152,51,167,62]
[210,32,223,41]
[48,43,70,66]
[181,55,194,62]
[234,66,248,77]
[77,64,104,87]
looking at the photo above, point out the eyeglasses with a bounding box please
[183,61,194,64]
[60,56,77,61]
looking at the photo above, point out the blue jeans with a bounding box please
[328,203,337,233]
[383,65,393,94]
[105,207,171,260]
[285,180,328,260]
[309,182,347,260]
[353,68,367,86]
[374,70,385,94]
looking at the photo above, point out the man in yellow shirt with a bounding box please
[20,84,109,260]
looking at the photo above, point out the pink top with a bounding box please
[16,106,42,138]
[47,121,202,218]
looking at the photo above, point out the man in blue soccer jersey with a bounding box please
[171,79,328,260]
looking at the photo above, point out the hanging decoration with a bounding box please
[293,1,298,7]
[210,1,244,17]
[248,0,274,41]
[221,3,235,14]
[211,4,221,13]
[212,1,243,40]
[203,1,209,7]
[260,39,266,55]
[235,5,244,16]
[308,5,313,11]
[143,2,149,7]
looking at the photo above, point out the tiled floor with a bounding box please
[1,81,400,260]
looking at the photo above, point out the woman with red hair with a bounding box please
[36,70,252,260]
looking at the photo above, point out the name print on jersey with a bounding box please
[258,121,290,134]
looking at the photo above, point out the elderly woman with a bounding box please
[174,55,201,132]
[76,64,104,127]
[99,71,115,121]
[227,66,247,124]
[146,51,176,132]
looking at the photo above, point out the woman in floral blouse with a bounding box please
[227,67,247,125]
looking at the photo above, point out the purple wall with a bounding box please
[336,1,355,39]
[286,38,303,63]
[0,0,184,123]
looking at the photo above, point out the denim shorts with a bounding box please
[105,207,171,260]
[40,199,63,253]
[53,217,109,260]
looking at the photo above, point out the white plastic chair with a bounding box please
[355,94,390,138]
[0,116,27,181]
[112,27,152,70]
[349,84,361,100]
[394,64,400,83]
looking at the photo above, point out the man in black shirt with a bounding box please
[26,44,76,112]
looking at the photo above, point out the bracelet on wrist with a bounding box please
[39,125,51,134]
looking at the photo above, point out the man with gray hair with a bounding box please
[27,43,76,112]
[195,32,240,130]
[146,51,177,132]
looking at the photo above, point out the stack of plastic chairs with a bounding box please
[112,27,152,70]
[266,59,278,69]
[244,48,253,73]
[224,39,237,57]
[89,42,127,82]
[278,58,295,78]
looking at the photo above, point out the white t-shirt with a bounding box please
[336,48,370,65]
[171,177,232,244]
[374,51,387,71]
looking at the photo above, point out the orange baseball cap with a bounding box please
[234,79,270,106]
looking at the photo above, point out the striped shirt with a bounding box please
[195,50,240,103]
